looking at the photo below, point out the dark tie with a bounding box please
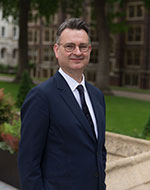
[77,85,95,130]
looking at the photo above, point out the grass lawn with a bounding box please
[1,81,150,139]
[0,81,19,101]
[105,95,150,139]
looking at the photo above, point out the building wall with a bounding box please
[111,0,150,89]
[0,1,150,89]
[0,9,18,67]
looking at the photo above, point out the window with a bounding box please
[135,27,141,41]
[13,27,17,38]
[127,4,144,19]
[125,73,138,87]
[137,5,143,17]
[1,48,6,58]
[90,48,98,64]
[13,49,18,59]
[87,71,96,82]
[90,27,98,42]
[43,48,50,61]
[33,48,38,61]
[34,31,38,43]
[1,26,5,37]
[110,37,115,54]
[28,48,38,62]
[44,30,50,42]
[129,5,134,18]
[28,30,33,42]
[127,26,143,42]
[50,29,55,42]
[126,49,141,66]
[128,28,134,41]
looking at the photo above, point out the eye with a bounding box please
[64,43,75,51]
[79,44,89,51]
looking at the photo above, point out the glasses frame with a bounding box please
[57,42,91,53]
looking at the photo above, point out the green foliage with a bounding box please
[33,0,59,21]
[143,116,150,139]
[0,141,15,154]
[0,0,19,20]
[0,89,15,125]
[0,119,21,154]
[0,88,19,154]
[143,0,150,9]
[63,0,83,17]
[106,0,128,33]
[0,0,59,22]
[1,120,20,139]
[0,64,17,74]
[0,81,19,101]
[16,70,32,107]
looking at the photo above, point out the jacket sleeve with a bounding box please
[102,95,107,180]
[18,87,50,190]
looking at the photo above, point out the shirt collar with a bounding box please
[59,68,86,92]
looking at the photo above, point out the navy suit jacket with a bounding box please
[18,71,106,190]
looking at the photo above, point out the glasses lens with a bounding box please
[79,44,89,52]
[62,43,89,52]
[64,43,75,52]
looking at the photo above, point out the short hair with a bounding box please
[56,18,90,43]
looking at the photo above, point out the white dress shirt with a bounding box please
[59,68,98,138]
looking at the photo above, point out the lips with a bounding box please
[69,56,84,61]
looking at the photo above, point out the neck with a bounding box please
[61,68,83,83]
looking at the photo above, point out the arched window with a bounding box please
[1,48,6,58]
[13,49,18,59]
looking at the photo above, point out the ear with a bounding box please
[89,45,92,53]
[53,43,59,59]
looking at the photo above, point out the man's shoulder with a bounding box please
[86,82,104,96]
[27,72,59,98]
[35,71,60,91]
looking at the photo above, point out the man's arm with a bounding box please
[18,87,50,190]
[102,95,107,179]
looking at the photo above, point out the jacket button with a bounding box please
[95,172,99,177]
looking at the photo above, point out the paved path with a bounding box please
[112,90,150,101]
[0,76,14,82]
[0,181,18,190]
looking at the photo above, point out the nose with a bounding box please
[73,46,82,55]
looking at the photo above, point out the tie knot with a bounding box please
[77,85,84,94]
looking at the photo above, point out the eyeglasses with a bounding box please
[58,43,90,52]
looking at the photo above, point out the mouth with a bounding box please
[69,56,84,62]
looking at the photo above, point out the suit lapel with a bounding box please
[86,83,104,143]
[55,72,96,143]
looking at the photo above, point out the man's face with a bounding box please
[53,28,92,75]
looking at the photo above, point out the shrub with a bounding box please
[143,116,150,140]
[0,88,15,125]
[0,119,21,153]
[16,70,32,108]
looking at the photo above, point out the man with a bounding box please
[18,18,107,190]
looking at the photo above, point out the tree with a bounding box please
[16,70,32,107]
[0,0,59,82]
[93,0,110,90]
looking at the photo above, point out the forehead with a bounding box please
[59,28,89,43]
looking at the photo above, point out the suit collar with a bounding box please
[58,68,86,92]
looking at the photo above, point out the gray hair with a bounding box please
[56,18,90,43]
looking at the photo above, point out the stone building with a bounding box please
[110,0,150,89]
[0,0,150,89]
[0,9,19,68]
